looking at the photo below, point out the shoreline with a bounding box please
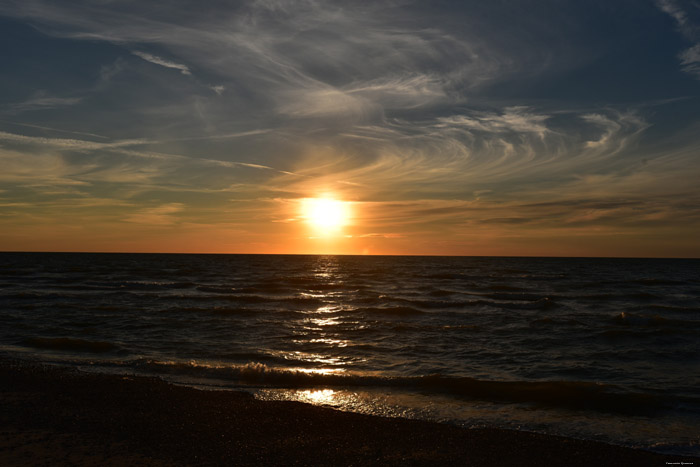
[1,358,697,466]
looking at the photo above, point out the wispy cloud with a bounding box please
[345,74,447,110]
[209,85,225,95]
[0,120,107,139]
[7,95,82,113]
[580,111,648,155]
[656,0,700,78]
[436,107,550,136]
[0,1,516,122]
[132,51,191,75]
[0,129,298,191]
[656,0,689,29]
[124,203,185,224]
[356,233,405,239]
[0,131,150,150]
[679,44,700,77]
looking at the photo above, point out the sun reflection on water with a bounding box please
[306,316,341,327]
[277,256,355,375]
[301,388,337,405]
[294,367,344,375]
[257,387,357,409]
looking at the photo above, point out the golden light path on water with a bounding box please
[255,387,432,419]
[265,256,359,406]
[249,255,456,421]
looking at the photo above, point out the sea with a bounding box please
[1,252,698,455]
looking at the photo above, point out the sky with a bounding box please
[1,0,699,257]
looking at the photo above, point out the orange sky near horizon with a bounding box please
[2,192,698,257]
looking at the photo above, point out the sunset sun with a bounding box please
[301,197,351,234]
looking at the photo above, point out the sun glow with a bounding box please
[301,197,351,234]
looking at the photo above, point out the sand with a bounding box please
[0,358,697,466]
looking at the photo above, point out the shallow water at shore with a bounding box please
[1,252,699,454]
[6,360,694,467]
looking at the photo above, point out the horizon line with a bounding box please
[1,250,698,260]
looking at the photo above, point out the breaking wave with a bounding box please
[113,360,676,416]
[22,337,119,353]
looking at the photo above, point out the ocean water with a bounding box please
[1,252,698,455]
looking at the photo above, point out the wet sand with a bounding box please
[0,359,696,466]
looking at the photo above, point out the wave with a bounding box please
[598,329,684,339]
[353,306,425,315]
[21,337,119,353]
[630,278,690,286]
[578,292,660,301]
[367,296,556,311]
[115,281,185,291]
[114,360,673,415]
[483,284,527,292]
[428,289,454,297]
[236,285,290,294]
[611,312,691,328]
[218,294,274,304]
[186,294,327,307]
[476,297,554,310]
[425,273,466,280]
[1,292,65,300]
[36,284,118,292]
[196,286,235,294]
[161,306,261,317]
[643,304,700,313]
[478,292,555,301]
[576,279,691,290]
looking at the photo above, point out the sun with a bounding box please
[301,197,351,234]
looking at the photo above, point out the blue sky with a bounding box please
[1,0,699,256]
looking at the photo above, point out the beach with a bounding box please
[1,359,697,466]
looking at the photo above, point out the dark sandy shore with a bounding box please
[0,359,696,466]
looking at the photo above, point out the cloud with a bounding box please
[679,44,700,77]
[277,73,448,121]
[162,129,271,142]
[436,107,550,136]
[656,0,688,29]
[0,129,298,194]
[580,112,647,153]
[0,130,150,150]
[263,106,652,209]
[124,203,185,224]
[655,0,700,78]
[132,51,191,75]
[209,85,225,95]
[7,95,82,113]
[0,1,516,124]
[98,58,127,86]
[356,233,405,238]
[345,74,447,110]
[0,150,79,185]
[277,87,374,119]
[0,120,107,139]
